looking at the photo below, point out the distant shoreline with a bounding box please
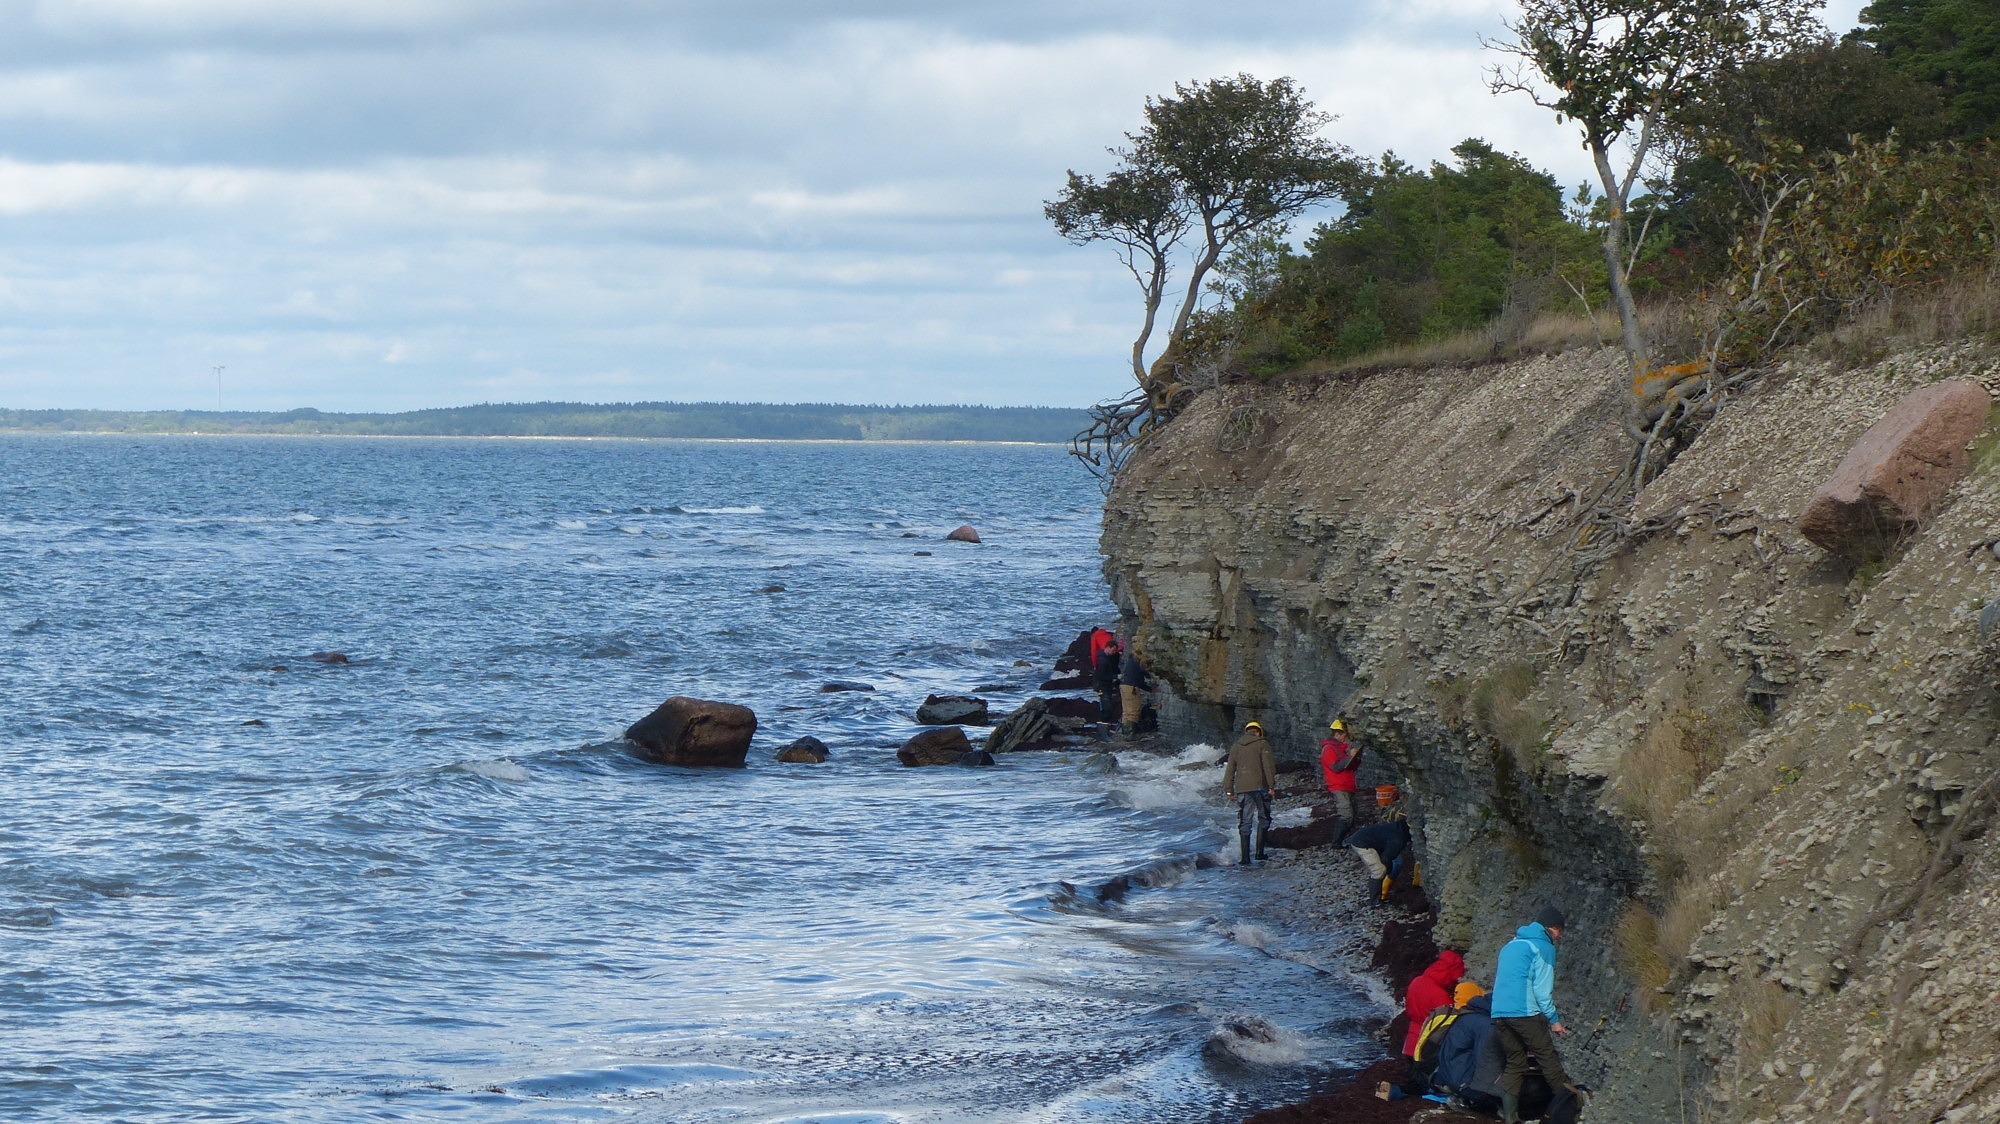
[0,429,1065,446]
[0,400,1093,444]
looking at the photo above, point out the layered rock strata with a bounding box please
[1102,343,2000,1122]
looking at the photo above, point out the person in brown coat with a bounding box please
[1223,721,1278,864]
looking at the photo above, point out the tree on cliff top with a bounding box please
[1856,0,2000,139]
[1048,74,1358,478]
[1487,0,1823,446]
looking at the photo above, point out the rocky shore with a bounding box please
[1097,341,2000,1121]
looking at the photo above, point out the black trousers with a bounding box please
[1237,790,1272,859]
[1493,1014,1570,1097]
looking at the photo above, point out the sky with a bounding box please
[0,0,1868,412]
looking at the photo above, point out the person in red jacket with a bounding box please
[1403,949,1467,1057]
[1319,718,1361,841]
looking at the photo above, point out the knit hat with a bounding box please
[1454,981,1487,1005]
[1535,905,1567,930]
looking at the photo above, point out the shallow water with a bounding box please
[0,435,1376,1122]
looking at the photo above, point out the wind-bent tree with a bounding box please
[1045,166,1191,386]
[1048,74,1358,477]
[1487,0,1822,443]
[1133,75,1361,355]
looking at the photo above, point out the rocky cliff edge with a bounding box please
[1102,342,2000,1123]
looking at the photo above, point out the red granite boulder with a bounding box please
[1798,380,1991,562]
[945,524,981,543]
[625,696,757,768]
[898,726,972,766]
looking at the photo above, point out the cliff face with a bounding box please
[1102,343,2000,1122]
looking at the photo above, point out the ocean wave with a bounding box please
[449,759,531,782]
[667,504,766,515]
[1201,1013,1319,1068]
[553,519,588,530]
[1100,742,1224,811]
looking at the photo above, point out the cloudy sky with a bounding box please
[0,0,1866,412]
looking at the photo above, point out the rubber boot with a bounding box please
[1239,830,1255,865]
[1500,1092,1520,1124]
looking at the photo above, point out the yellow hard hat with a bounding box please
[1244,721,1263,731]
[1329,718,1346,731]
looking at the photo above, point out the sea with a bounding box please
[0,435,1381,1123]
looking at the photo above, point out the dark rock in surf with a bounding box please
[898,725,972,766]
[240,719,266,727]
[774,736,831,763]
[760,584,786,593]
[985,698,1064,753]
[945,524,981,543]
[1039,696,1099,722]
[625,696,757,768]
[1052,629,1095,674]
[1038,675,1091,691]
[308,651,350,664]
[820,680,874,693]
[913,551,932,556]
[971,683,1018,692]
[1078,752,1118,775]
[956,749,996,767]
[915,694,989,726]
[901,532,919,538]
[1265,813,1344,851]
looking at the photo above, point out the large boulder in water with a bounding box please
[1797,380,1992,562]
[915,694,989,726]
[945,524,981,543]
[774,736,830,763]
[626,697,757,768]
[898,726,972,766]
[985,698,1064,753]
[956,749,996,767]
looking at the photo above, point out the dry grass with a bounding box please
[1616,901,1672,1014]
[1808,273,2000,367]
[1273,297,1704,380]
[1471,661,1548,769]
[1739,979,1800,1061]
[1617,705,1730,828]
[1660,873,1725,969]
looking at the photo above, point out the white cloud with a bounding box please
[0,1,1887,411]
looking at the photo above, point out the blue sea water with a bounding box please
[0,435,1374,1123]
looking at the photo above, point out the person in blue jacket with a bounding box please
[1489,905,1574,1124]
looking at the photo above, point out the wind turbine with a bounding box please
[214,365,224,412]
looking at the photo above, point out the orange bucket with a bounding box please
[1375,784,1399,806]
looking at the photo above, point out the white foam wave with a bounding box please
[453,759,530,782]
[1203,1014,1318,1067]
[1271,806,1314,827]
[674,505,764,515]
[554,519,588,530]
[617,525,645,535]
[332,516,407,526]
[1101,742,1224,811]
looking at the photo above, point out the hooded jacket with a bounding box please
[1221,732,1277,795]
[1432,994,1494,1095]
[1490,921,1560,1022]
[1402,950,1467,1055]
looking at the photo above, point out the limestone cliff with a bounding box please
[1101,343,2000,1122]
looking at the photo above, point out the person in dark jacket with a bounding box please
[1433,993,1497,1109]
[1116,648,1152,736]
[1346,818,1411,902]
[1093,637,1123,726]
[1222,721,1277,864]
